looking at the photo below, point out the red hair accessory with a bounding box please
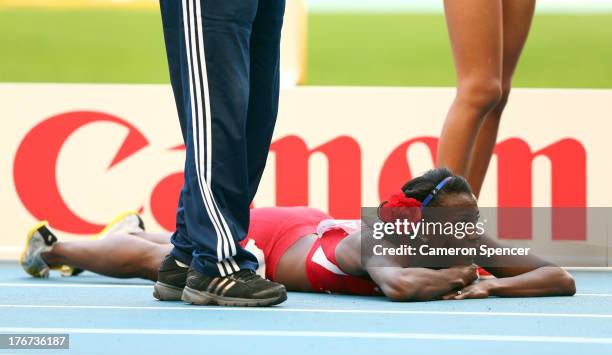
[378,194,422,223]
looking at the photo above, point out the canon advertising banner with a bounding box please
[1,84,611,265]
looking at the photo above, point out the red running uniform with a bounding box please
[242,207,379,295]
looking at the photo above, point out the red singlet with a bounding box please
[242,208,379,295]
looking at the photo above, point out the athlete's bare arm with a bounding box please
[443,236,576,300]
[335,231,478,301]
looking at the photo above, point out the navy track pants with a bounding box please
[159,0,285,276]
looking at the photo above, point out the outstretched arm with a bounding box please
[444,236,576,300]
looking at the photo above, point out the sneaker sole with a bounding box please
[21,221,52,278]
[181,286,287,307]
[21,221,49,265]
[153,281,184,301]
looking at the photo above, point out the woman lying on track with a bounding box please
[21,168,575,302]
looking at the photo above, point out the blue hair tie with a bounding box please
[421,176,453,207]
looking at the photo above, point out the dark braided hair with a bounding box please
[401,167,474,207]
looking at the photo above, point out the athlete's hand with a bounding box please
[446,265,478,289]
[442,280,493,300]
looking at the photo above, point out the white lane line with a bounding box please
[0,283,150,288]
[1,283,612,297]
[576,293,612,297]
[1,304,612,319]
[0,327,611,344]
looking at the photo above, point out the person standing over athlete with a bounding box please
[437,0,535,197]
[154,0,287,306]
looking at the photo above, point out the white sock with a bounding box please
[175,260,189,268]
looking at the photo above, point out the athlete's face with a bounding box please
[423,192,480,266]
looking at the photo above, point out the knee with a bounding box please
[485,84,512,122]
[496,84,512,112]
[456,78,503,115]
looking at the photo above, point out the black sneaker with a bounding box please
[182,268,287,307]
[153,254,188,301]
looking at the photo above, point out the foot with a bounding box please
[181,268,287,307]
[20,222,58,278]
[153,254,189,301]
[95,211,145,240]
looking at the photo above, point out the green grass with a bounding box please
[308,13,612,88]
[0,9,168,83]
[0,9,610,87]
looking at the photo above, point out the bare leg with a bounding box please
[132,232,172,245]
[437,0,503,176]
[42,234,171,281]
[465,0,535,197]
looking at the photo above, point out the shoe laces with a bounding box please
[233,269,259,282]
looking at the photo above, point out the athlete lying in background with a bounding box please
[21,168,575,302]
